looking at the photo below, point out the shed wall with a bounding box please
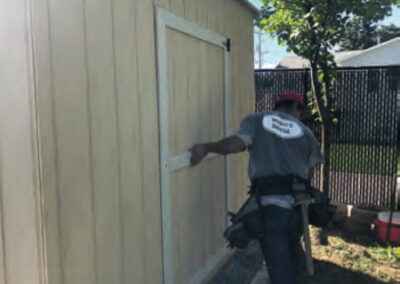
[157,0,255,210]
[29,0,254,283]
[0,0,45,283]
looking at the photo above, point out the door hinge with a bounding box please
[224,38,231,52]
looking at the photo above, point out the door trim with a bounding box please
[156,7,231,284]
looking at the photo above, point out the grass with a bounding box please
[329,144,399,176]
[298,227,400,284]
[368,246,400,264]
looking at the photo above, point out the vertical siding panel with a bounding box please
[31,0,63,282]
[167,29,187,284]
[136,0,163,283]
[238,11,255,205]
[223,1,252,211]
[199,40,210,265]
[235,8,246,205]
[159,0,170,9]
[207,45,226,256]
[188,35,204,278]
[232,4,243,209]
[198,0,209,28]
[84,0,122,283]
[184,0,199,23]
[206,0,219,33]
[222,0,238,212]
[197,6,216,266]
[0,0,43,283]
[0,156,6,284]
[238,11,254,206]
[48,0,96,282]
[211,35,227,265]
[112,0,146,283]
[170,0,185,17]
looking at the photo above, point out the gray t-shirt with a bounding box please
[236,111,324,208]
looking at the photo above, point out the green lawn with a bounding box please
[298,227,400,284]
[329,144,399,176]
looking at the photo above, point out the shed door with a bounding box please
[156,8,231,284]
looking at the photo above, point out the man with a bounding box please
[190,91,324,284]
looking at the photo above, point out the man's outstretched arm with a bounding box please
[189,136,247,166]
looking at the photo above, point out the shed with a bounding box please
[0,0,257,284]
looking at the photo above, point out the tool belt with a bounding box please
[224,175,307,249]
[223,175,334,249]
[223,195,263,249]
[249,175,310,196]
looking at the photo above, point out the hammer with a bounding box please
[295,195,315,276]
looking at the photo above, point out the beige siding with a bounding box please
[165,28,227,283]
[135,1,164,281]
[32,0,163,283]
[160,0,255,210]
[112,1,146,283]
[0,0,45,284]
[85,1,122,283]
[25,0,254,284]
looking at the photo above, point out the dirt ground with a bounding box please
[219,207,400,284]
[298,227,400,284]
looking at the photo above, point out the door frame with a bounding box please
[155,7,232,284]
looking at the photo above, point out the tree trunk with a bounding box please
[320,124,331,198]
[310,63,332,246]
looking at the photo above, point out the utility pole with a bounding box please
[257,30,263,69]
[254,27,268,69]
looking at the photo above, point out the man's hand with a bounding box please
[189,144,209,166]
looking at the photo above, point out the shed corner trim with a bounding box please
[239,0,262,16]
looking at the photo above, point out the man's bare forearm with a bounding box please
[190,136,247,166]
[203,136,246,155]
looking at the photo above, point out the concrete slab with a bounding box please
[208,241,264,284]
[250,265,270,284]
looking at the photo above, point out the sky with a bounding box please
[251,1,400,68]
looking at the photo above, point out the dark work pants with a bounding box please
[258,205,302,284]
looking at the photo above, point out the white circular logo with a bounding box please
[262,115,304,139]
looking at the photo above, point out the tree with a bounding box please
[338,17,378,50]
[258,0,399,198]
[339,21,400,51]
[378,24,400,42]
[377,24,400,43]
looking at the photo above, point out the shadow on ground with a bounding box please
[208,241,397,284]
[299,259,396,284]
[208,241,264,284]
[327,205,381,247]
[319,225,377,247]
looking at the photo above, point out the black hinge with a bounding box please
[224,38,231,52]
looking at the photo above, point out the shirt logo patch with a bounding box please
[262,114,304,139]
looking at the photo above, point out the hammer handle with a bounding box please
[301,204,315,276]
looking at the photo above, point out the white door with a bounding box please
[156,7,232,284]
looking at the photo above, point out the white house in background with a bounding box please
[277,37,400,68]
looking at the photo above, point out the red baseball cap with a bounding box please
[276,91,305,106]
